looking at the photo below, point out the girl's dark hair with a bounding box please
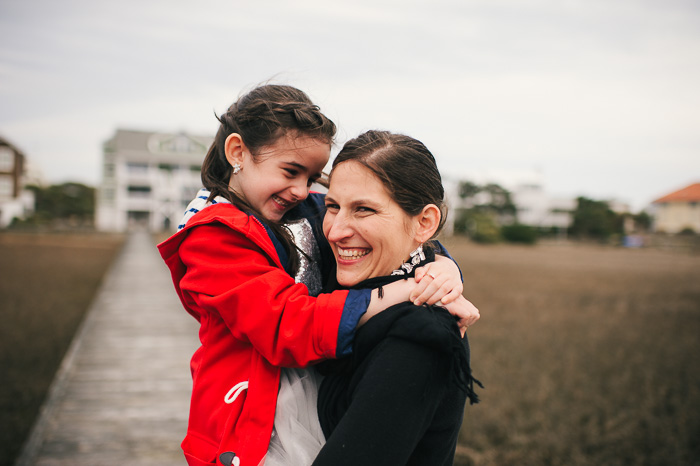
[201,84,336,273]
[330,130,447,241]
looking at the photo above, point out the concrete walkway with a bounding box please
[16,231,199,466]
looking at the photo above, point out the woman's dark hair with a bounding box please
[330,130,447,241]
[201,84,336,273]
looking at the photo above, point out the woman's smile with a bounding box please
[336,246,370,261]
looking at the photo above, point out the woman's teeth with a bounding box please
[338,247,369,259]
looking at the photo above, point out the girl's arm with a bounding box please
[176,224,419,365]
[360,275,479,335]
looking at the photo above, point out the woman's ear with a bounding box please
[224,133,245,169]
[414,204,441,243]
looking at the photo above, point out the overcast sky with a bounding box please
[1,0,699,211]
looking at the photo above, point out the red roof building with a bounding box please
[652,182,700,233]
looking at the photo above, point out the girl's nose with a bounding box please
[289,179,309,201]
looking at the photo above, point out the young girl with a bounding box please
[158,84,476,466]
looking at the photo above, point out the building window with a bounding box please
[102,188,115,201]
[127,210,150,228]
[0,147,14,172]
[159,163,178,172]
[127,162,149,174]
[128,185,151,198]
[0,175,13,198]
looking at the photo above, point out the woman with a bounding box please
[158,85,477,466]
[312,130,481,466]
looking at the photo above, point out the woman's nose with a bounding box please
[326,212,352,242]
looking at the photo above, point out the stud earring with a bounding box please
[233,163,241,175]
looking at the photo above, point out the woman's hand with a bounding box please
[411,255,464,306]
[442,295,480,337]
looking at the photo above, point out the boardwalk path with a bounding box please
[16,231,199,466]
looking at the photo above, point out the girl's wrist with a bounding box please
[359,279,414,327]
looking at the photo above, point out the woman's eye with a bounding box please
[325,203,339,211]
[356,206,375,214]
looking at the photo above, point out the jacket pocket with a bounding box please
[182,431,219,465]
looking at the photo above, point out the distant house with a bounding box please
[510,182,575,230]
[443,175,575,235]
[0,136,34,227]
[95,129,213,232]
[651,182,700,234]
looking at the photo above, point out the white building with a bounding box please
[443,172,574,234]
[96,129,213,232]
[510,182,575,230]
[0,136,35,228]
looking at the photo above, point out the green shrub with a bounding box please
[471,213,502,243]
[502,223,538,244]
[454,210,502,243]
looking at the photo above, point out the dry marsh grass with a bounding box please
[1,232,698,466]
[0,232,124,466]
[446,238,700,466]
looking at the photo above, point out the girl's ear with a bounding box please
[224,133,245,168]
[414,204,441,243]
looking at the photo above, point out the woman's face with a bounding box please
[229,133,330,222]
[323,161,422,286]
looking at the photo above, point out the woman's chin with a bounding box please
[337,276,360,287]
[335,270,366,288]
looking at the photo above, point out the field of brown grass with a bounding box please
[445,238,700,465]
[1,232,698,466]
[0,232,124,466]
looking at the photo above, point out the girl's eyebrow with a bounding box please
[282,161,320,176]
[282,161,307,170]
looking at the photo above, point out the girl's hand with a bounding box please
[411,255,464,306]
[442,295,480,337]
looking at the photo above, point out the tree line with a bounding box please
[452,181,652,244]
[10,182,95,230]
[8,181,654,242]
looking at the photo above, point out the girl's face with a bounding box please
[229,133,330,222]
[323,161,422,286]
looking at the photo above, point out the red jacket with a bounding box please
[158,201,365,466]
